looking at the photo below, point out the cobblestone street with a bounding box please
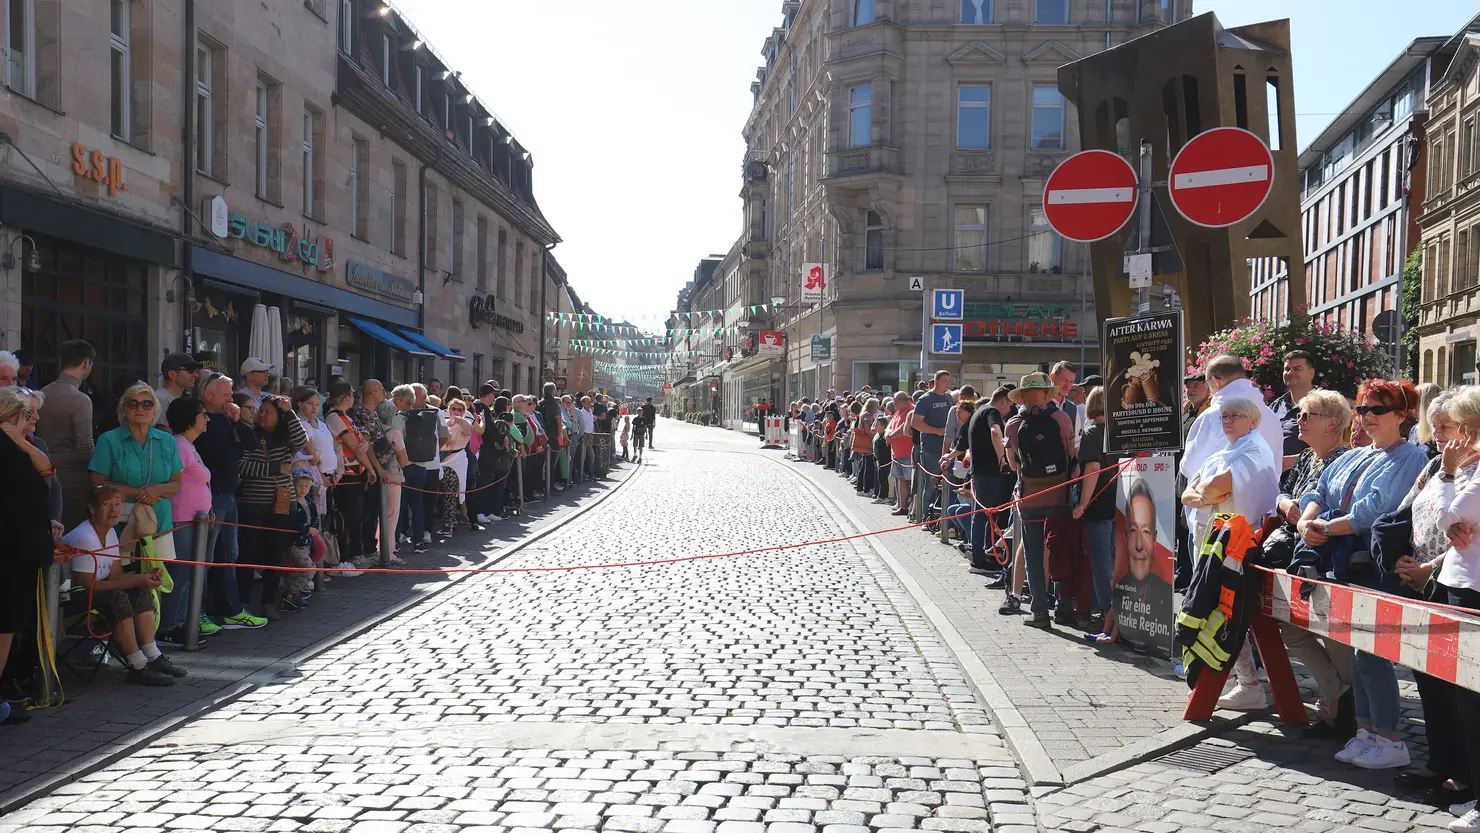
[0,421,1027,833]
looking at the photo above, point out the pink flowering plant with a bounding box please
[1187,308,1394,401]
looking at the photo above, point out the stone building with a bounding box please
[1250,37,1444,373]
[1,0,563,426]
[724,0,1187,409]
[1415,20,1480,387]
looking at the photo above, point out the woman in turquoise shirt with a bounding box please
[89,383,183,541]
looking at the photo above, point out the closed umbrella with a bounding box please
[267,305,284,377]
[248,304,270,373]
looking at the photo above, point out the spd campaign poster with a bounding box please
[1113,454,1177,658]
[1102,311,1184,454]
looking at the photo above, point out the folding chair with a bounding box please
[57,588,123,685]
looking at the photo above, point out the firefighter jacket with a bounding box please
[1174,513,1263,688]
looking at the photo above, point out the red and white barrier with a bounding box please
[1262,569,1480,693]
[764,416,787,448]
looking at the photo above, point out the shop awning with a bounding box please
[347,317,434,358]
[395,328,465,361]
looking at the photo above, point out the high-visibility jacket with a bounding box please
[1174,513,1263,688]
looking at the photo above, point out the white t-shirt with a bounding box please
[154,387,176,426]
[63,522,121,581]
[301,416,339,478]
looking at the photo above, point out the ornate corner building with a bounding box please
[726,0,1187,412]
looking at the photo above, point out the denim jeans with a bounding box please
[969,475,1001,570]
[160,520,200,632]
[947,503,973,541]
[1021,511,1052,616]
[1352,650,1401,733]
[401,465,428,542]
[206,493,241,618]
[1085,518,1115,614]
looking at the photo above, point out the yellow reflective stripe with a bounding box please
[1189,639,1225,670]
[1176,612,1207,629]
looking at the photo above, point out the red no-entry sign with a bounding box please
[1168,127,1275,228]
[1043,150,1139,243]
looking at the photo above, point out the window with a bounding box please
[349,137,368,238]
[338,0,353,52]
[109,0,130,140]
[1468,118,1477,177]
[254,79,271,199]
[302,107,323,218]
[530,251,540,310]
[957,85,991,149]
[381,33,392,87]
[1035,0,1068,24]
[424,181,438,268]
[955,206,988,272]
[6,0,35,96]
[414,65,423,113]
[451,200,464,280]
[496,228,508,299]
[864,210,884,271]
[476,216,489,290]
[195,40,223,177]
[848,85,872,148]
[961,0,991,24]
[1029,207,1060,271]
[1031,85,1064,150]
[852,0,874,26]
[391,159,406,254]
[514,240,525,308]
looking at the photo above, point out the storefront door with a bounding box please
[192,283,255,379]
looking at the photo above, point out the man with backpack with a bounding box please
[473,396,518,523]
[1004,372,1075,628]
[392,384,446,554]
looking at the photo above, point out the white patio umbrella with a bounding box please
[267,305,284,375]
[247,304,270,373]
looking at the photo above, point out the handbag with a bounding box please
[262,438,292,515]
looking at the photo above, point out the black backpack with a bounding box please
[1016,404,1068,479]
[403,408,440,462]
[485,419,515,471]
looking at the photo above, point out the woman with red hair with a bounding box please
[1294,377,1430,770]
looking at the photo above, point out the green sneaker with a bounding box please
[198,615,222,636]
[221,609,267,630]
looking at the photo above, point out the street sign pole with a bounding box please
[1137,140,1152,315]
[920,278,929,387]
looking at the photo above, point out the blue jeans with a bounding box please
[1353,650,1401,733]
[1021,510,1052,616]
[401,465,428,542]
[206,493,241,618]
[1086,518,1115,614]
[970,475,1003,570]
[160,520,200,632]
[947,503,973,541]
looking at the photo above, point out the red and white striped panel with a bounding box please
[1260,568,1480,693]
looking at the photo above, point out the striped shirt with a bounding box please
[237,416,308,510]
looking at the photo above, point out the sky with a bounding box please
[392,0,1479,330]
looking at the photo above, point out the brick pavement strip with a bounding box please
[0,422,1038,833]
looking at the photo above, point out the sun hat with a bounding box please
[1007,372,1055,404]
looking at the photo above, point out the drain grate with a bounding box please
[1155,742,1256,774]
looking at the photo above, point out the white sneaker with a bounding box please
[475,514,492,524]
[332,563,362,578]
[1452,799,1477,817]
[1216,683,1266,711]
[422,532,432,544]
[484,514,503,522]
[1352,736,1410,770]
[1335,729,1374,763]
[1451,808,1480,832]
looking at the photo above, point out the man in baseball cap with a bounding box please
[155,352,202,424]
[239,357,275,407]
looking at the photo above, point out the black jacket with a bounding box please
[1175,514,1263,688]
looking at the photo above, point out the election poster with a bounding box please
[1112,454,1177,659]
[1102,310,1184,454]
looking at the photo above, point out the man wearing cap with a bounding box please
[239,358,274,408]
[155,353,202,425]
[1003,372,1075,628]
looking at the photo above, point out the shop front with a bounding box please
[5,184,177,434]
[723,354,781,434]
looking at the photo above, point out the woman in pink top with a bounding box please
[884,392,916,517]
[160,396,214,645]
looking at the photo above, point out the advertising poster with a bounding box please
[1102,311,1184,454]
[1113,454,1178,658]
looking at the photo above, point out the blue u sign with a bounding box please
[933,289,965,320]
[932,323,963,355]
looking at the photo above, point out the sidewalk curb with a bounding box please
[0,462,644,817]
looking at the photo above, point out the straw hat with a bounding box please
[1007,372,1054,404]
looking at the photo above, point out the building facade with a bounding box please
[1,0,564,430]
[1415,23,1480,387]
[1250,38,1443,371]
[711,0,1187,413]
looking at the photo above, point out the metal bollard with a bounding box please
[40,564,61,704]
[184,512,213,652]
[938,479,951,544]
[517,450,527,512]
[379,481,393,568]
[541,446,549,500]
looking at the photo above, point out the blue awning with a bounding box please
[347,317,434,358]
[396,328,465,361]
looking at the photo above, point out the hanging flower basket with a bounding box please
[1187,308,1395,401]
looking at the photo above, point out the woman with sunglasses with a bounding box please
[88,383,183,552]
[1295,378,1428,771]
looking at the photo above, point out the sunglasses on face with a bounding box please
[125,399,155,410]
[21,408,35,421]
[1296,411,1329,422]
[1355,404,1396,416]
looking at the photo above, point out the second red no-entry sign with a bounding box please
[1043,150,1139,243]
[1168,127,1275,228]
